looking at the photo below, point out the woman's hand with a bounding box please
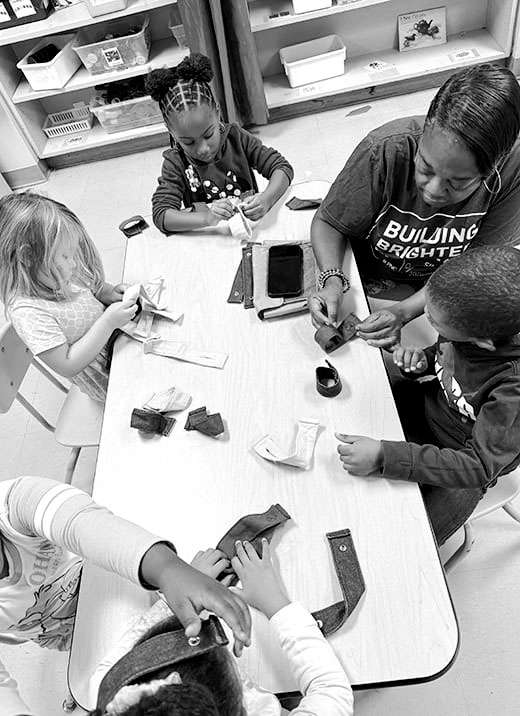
[393,345,427,374]
[336,433,383,476]
[241,193,270,221]
[141,544,251,657]
[309,276,344,328]
[191,548,231,581]
[355,308,404,349]
[231,540,290,619]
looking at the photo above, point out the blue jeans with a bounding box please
[391,377,483,546]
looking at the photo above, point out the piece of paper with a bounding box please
[143,338,228,369]
[253,418,320,470]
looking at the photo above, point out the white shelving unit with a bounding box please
[249,0,520,120]
[0,0,185,167]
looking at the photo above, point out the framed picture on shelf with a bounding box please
[398,6,447,52]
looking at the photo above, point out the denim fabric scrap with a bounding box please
[314,313,361,354]
[184,407,225,437]
[216,504,291,585]
[285,196,322,210]
[96,616,228,712]
[130,408,175,437]
[312,529,365,636]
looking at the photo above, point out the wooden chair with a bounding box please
[444,470,520,571]
[0,322,103,485]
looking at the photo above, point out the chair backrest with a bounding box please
[0,322,32,413]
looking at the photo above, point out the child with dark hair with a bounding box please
[88,540,353,715]
[335,246,520,545]
[0,477,250,716]
[146,54,294,234]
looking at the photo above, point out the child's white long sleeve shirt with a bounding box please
[0,476,165,716]
[89,599,354,715]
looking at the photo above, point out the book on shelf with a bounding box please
[398,6,447,52]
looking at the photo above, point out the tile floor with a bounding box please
[1,88,520,715]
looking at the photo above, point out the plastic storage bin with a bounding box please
[73,15,151,75]
[279,34,346,88]
[42,106,93,138]
[292,0,332,13]
[84,0,127,18]
[17,34,81,91]
[168,21,187,48]
[90,94,163,134]
[0,0,50,29]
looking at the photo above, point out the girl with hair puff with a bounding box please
[146,54,294,234]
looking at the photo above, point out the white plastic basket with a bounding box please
[292,0,332,13]
[90,94,162,134]
[17,34,81,91]
[279,34,346,88]
[42,106,93,138]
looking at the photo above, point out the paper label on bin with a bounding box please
[11,0,37,17]
[0,2,11,19]
[102,46,124,68]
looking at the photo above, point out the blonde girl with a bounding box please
[0,192,137,402]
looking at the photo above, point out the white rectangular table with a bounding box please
[69,199,458,710]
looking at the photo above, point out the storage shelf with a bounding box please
[0,0,175,47]
[249,0,391,31]
[41,118,167,157]
[13,38,188,103]
[265,29,504,108]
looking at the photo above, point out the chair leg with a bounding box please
[503,502,520,524]
[64,447,81,485]
[444,522,476,572]
[62,689,77,712]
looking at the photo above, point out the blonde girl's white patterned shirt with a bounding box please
[9,285,109,402]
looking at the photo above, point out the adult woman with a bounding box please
[310,63,520,348]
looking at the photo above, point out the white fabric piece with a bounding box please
[228,206,253,240]
[143,387,191,413]
[106,671,182,715]
[143,338,228,369]
[253,419,320,470]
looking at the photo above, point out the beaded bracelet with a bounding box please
[317,268,350,293]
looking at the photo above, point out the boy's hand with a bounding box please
[231,539,290,619]
[102,299,138,330]
[393,345,427,374]
[210,198,235,220]
[241,192,270,220]
[191,548,231,581]
[355,309,403,350]
[336,433,383,476]
[141,545,251,657]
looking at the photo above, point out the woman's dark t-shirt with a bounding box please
[319,116,520,287]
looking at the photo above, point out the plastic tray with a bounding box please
[17,34,81,91]
[42,106,93,138]
[279,34,346,88]
[90,94,163,134]
[73,15,151,75]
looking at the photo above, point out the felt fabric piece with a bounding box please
[130,408,175,437]
[96,616,228,712]
[143,339,228,369]
[118,215,149,238]
[216,504,291,585]
[316,360,342,397]
[253,242,316,320]
[143,387,191,413]
[227,259,245,303]
[312,529,365,636]
[184,407,225,437]
[228,245,255,308]
[253,419,320,470]
[314,313,361,354]
[285,197,322,211]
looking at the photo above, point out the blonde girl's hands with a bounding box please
[102,298,138,330]
[191,548,232,583]
[231,539,290,619]
[393,345,427,374]
[241,193,270,220]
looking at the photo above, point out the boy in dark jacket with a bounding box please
[336,246,520,544]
